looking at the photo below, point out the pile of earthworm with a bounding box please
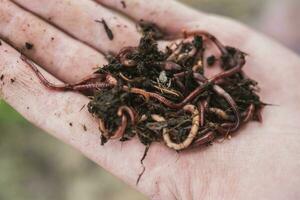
[22,24,264,151]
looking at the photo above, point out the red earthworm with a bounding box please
[216,123,234,135]
[72,83,112,91]
[98,118,109,138]
[21,54,72,91]
[21,55,115,91]
[149,83,209,109]
[192,63,242,87]
[220,123,235,129]
[184,32,243,73]
[110,114,128,139]
[119,73,146,83]
[122,86,150,101]
[116,46,138,58]
[243,104,255,123]
[175,71,206,86]
[117,47,138,67]
[193,72,240,131]
[119,72,133,82]
[212,85,241,132]
[179,83,210,104]
[193,72,207,82]
[255,108,263,123]
[125,82,209,109]
[105,74,118,86]
[192,70,240,131]
[209,63,242,82]
[173,71,187,79]
[190,130,216,148]
[208,107,234,121]
[158,61,182,71]
[118,106,137,125]
[150,114,165,122]
[197,101,205,127]
[152,105,200,150]
[121,59,137,67]
[99,106,132,140]
[174,77,186,92]
[183,30,229,55]
[192,60,203,72]
[177,46,197,62]
[167,42,183,61]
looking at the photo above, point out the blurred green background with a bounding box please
[1,0,298,199]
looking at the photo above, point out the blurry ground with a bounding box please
[0,101,144,200]
[1,0,299,200]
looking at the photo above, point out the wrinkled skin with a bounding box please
[0,0,300,199]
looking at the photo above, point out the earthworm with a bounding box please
[162,104,200,150]
[255,108,263,123]
[167,42,183,61]
[122,86,150,101]
[21,55,72,91]
[184,32,242,74]
[119,72,145,83]
[72,83,112,91]
[193,72,207,82]
[192,60,203,72]
[209,61,243,82]
[121,59,137,67]
[151,114,166,122]
[183,30,229,55]
[119,72,132,82]
[197,101,205,127]
[208,107,234,121]
[99,106,133,140]
[153,85,182,97]
[243,104,255,123]
[177,46,197,62]
[192,71,240,131]
[105,74,118,86]
[190,130,216,148]
[159,61,182,71]
[212,85,240,132]
[110,114,128,139]
[98,118,109,138]
[172,75,186,92]
[117,47,138,67]
[123,83,209,109]
[173,71,187,79]
[118,106,137,125]
[21,55,115,91]
[116,46,138,58]
[216,123,234,135]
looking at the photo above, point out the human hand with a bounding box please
[1,0,300,199]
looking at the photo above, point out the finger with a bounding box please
[94,0,204,33]
[96,0,300,113]
[94,0,257,46]
[0,0,106,83]
[0,40,160,196]
[12,0,141,54]
[95,1,300,92]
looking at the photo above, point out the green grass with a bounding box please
[0,100,26,123]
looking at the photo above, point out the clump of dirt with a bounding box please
[86,24,264,150]
[22,22,264,151]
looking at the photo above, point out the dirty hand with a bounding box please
[0,0,300,199]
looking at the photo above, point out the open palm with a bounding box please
[1,0,299,199]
